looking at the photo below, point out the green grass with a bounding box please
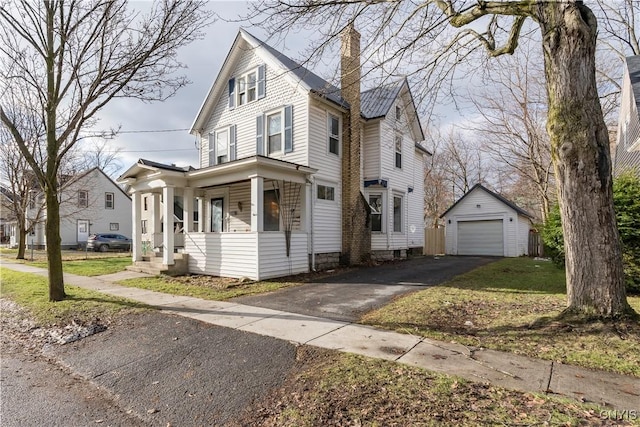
[362,258,640,377]
[0,268,149,326]
[30,257,132,276]
[118,276,299,301]
[235,349,625,426]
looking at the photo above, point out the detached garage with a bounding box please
[440,184,534,257]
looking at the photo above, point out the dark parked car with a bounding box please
[87,233,132,252]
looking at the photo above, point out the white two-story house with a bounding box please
[119,26,429,280]
[10,167,131,249]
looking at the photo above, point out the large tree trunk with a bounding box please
[44,2,65,302]
[16,223,26,259]
[539,2,630,317]
[45,185,65,301]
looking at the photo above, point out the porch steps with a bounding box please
[126,252,189,276]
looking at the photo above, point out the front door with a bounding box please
[77,219,89,245]
[210,198,224,232]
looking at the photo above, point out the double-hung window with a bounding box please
[328,114,339,155]
[78,190,88,208]
[257,105,293,156]
[369,194,382,232]
[393,195,403,232]
[395,134,402,169]
[216,128,229,164]
[267,112,282,155]
[209,125,236,166]
[238,71,257,105]
[229,65,265,108]
[105,192,114,209]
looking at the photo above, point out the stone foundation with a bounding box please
[371,249,407,262]
[310,252,341,271]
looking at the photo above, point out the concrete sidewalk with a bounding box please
[2,261,639,411]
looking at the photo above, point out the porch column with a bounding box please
[197,197,205,232]
[250,175,264,232]
[184,187,194,233]
[132,191,142,262]
[151,193,161,234]
[162,186,174,265]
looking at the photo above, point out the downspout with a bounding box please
[310,176,316,271]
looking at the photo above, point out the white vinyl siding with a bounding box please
[368,96,425,252]
[56,169,132,249]
[308,100,343,254]
[185,232,308,280]
[201,43,308,168]
[362,121,380,179]
[443,187,530,257]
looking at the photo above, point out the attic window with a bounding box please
[395,106,401,120]
[230,65,266,108]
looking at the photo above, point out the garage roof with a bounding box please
[439,183,534,219]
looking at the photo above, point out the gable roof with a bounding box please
[191,29,349,134]
[439,183,533,219]
[191,28,425,141]
[64,167,131,200]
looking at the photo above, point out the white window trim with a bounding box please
[316,181,337,202]
[394,133,403,170]
[327,112,341,156]
[208,125,236,166]
[266,110,283,156]
[237,68,259,106]
[78,190,88,208]
[105,192,114,209]
[205,187,230,233]
[392,192,404,233]
[262,106,292,156]
[368,192,385,233]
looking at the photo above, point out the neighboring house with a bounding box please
[9,167,132,249]
[118,26,429,280]
[0,186,16,244]
[613,55,640,177]
[440,184,533,257]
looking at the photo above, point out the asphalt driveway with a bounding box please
[232,255,498,322]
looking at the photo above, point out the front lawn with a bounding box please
[0,268,148,326]
[362,258,640,377]
[31,257,132,276]
[233,348,627,426]
[118,274,301,301]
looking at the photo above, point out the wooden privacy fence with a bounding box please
[528,230,543,257]
[424,228,445,255]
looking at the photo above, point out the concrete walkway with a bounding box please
[2,261,639,411]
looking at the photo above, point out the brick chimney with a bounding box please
[340,23,371,265]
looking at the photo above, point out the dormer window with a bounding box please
[229,65,266,109]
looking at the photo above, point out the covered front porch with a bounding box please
[118,156,316,280]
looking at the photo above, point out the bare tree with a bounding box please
[246,0,633,317]
[0,0,211,301]
[594,0,640,124]
[424,127,490,227]
[469,44,554,222]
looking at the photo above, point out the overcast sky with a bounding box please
[90,1,470,178]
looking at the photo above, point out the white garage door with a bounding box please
[457,220,504,256]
